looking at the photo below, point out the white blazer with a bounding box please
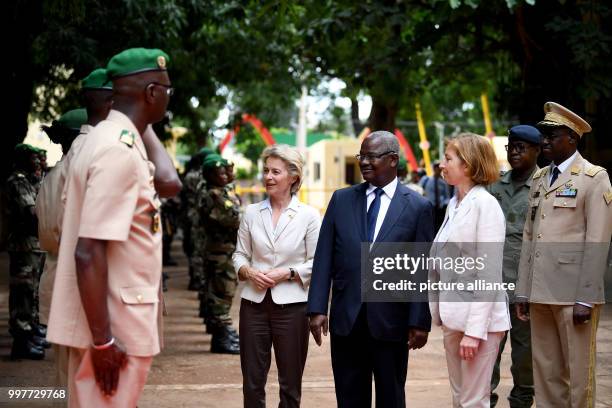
[232,195,321,304]
[429,185,511,340]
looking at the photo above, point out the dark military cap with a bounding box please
[57,108,88,131]
[14,143,38,155]
[508,125,541,145]
[106,48,170,79]
[81,68,112,90]
[199,147,216,156]
[202,154,225,172]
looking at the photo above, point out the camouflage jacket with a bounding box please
[198,186,240,253]
[6,171,40,251]
[180,168,204,225]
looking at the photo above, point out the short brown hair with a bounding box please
[261,144,305,194]
[447,133,499,185]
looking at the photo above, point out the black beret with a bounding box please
[508,125,541,145]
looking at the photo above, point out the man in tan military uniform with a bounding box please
[47,48,176,407]
[515,102,612,408]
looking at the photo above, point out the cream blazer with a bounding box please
[233,196,321,304]
[429,185,511,340]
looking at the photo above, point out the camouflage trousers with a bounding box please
[190,225,206,284]
[200,251,237,328]
[8,250,44,336]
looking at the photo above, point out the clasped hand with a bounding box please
[246,267,289,290]
[90,338,128,396]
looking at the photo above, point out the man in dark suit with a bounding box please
[307,131,434,408]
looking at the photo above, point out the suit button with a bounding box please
[537,234,542,239]
[136,294,143,303]
[541,213,546,219]
[563,201,567,206]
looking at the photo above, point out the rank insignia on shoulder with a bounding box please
[605,190,612,206]
[119,130,135,147]
[570,165,581,175]
[533,168,545,179]
[585,165,605,177]
[556,188,577,198]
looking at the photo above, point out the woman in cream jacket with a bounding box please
[233,144,321,408]
[429,133,510,408]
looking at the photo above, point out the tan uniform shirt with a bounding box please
[47,110,163,356]
[516,153,612,304]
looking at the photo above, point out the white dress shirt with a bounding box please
[548,150,578,185]
[366,178,398,242]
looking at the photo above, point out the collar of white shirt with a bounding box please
[366,177,399,200]
[260,194,300,212]
[550,150,578,175]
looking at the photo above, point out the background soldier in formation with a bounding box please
[181,147,215,291]
[6,144,47,360]
[488,125,541,408]
[198,154,240,354]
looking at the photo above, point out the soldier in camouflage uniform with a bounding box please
[6,144,47,359]
[198,154,240,354]
[180,147,215,291]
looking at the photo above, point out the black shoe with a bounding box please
[11,340,45,360]
[32,324,47,337]
[31,335,51,349]
[208,324,238,344]
[210,330,240,355]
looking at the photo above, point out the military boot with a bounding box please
[210,326,240,355]
[10,335,45,360]
[31,335,51,349]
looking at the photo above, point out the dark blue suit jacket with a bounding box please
[307,181,434,342]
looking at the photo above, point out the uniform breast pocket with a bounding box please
[553,197,577,209]
[120,286,159,305]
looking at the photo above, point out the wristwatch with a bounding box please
[289,267,296,281]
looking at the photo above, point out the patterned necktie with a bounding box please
[550,167,560,187]
[367,188,384,242]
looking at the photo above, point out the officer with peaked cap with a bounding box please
[47,48,181,406]
[515,102,612,408]
[488,125,541,407]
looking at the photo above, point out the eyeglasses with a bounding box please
[148,82,174,96]
[355,151,396,162]
[504,143,528,153]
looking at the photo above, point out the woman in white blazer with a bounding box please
[429,133,511,408]
[233,144,321,408]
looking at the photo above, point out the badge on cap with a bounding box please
[157,55,166,69]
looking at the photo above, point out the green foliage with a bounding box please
[234,123,266,165]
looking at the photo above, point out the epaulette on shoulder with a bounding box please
[119,129,135,148]
[585,165,606,177]
[533,168,546,179]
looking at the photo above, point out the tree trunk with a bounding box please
[350,97,365,137]
[367,97,397,132]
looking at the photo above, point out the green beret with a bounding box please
[106,48,170,79]
[202,154,225,172]
[81,68,112,90]
[397,156,407,172]
[199,147,215,156]
[14,143,38,155]
[57,108,88,131]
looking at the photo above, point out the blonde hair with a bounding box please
[261,144,305,194]
[447,133,499,185]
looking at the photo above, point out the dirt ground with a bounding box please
[1,245,611,407]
